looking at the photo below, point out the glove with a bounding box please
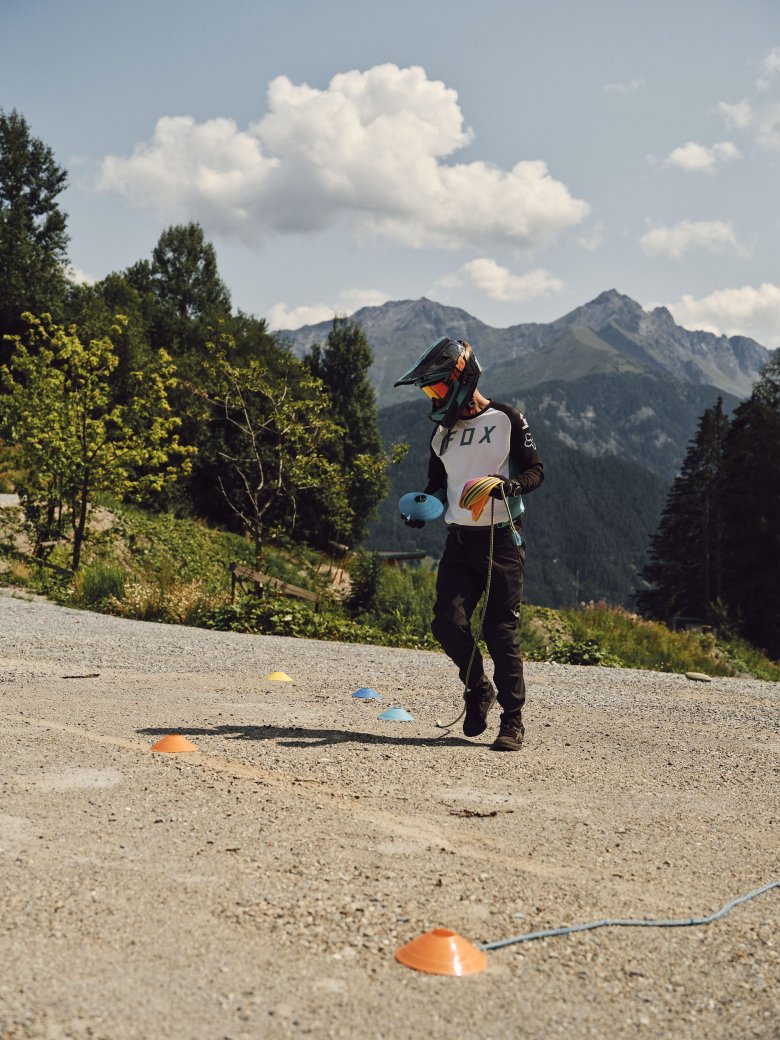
[488,475,522,499]
[402,492,428,528]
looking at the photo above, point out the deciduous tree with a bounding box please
[0,313,193,569]
[202,332,349,562]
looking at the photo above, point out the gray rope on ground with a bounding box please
[479,879,780,951]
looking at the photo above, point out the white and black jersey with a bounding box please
[424,400,544,528]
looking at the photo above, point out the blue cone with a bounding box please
[378,706,414,722]
[352,687,382,700]
[398,492,445,523]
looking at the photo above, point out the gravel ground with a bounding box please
[0,588,778,1040]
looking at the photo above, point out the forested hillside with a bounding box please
[369,399,669,608]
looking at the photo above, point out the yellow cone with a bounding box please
[265,671,292,682]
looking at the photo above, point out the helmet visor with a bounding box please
[421,380,451,400]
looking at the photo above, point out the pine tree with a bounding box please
[720,355,780,657]
[303,318,389,546]
[0,110,69,349]
[637,399,729,622]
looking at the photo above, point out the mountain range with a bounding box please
[278,291,772,608]
[279,289,769,402]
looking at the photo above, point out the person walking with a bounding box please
[395,336,544,751]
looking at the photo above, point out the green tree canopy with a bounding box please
[201,331,349,561]
[637,398,729,622]
[125,223,231,355]
[720,354,780,657]
[0,313,193,569]
[0,110,69,349]
[303,317,389,547]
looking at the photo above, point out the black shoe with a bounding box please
[492,714,525,752]
[462,679,497,738]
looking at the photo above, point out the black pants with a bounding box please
[431,525,526,717]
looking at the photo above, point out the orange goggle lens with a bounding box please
[421,381,451,400]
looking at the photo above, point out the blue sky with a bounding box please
[3,0,780,344]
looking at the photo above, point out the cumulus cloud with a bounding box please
[718,97,780,151]
[756,47,780,92]
[665,283,780,347]
[640,220,743,259]
[718,50,780,152]
[266,288,390,331]
[436,258,564,303]
[663,140,741,172]
[97,64,589,250]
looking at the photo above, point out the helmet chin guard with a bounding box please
[394,337,482,429]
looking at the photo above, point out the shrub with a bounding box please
[548,635,623,667]
[200,593,435,649]
[72,561,126,607]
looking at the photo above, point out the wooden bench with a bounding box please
[373,550,427,565]
[230,563,321,609]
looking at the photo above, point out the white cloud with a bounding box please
[717,99,754,130]
[640,220,743,259]
[63,264,95,285]
[97,64,589,250]
[756,47,780,92]
[665,283,780,347]
[603,78,645,94]
[436,258,564,303]
[718,97,780,151]
[663,140,741,172]
[266,288,390,331]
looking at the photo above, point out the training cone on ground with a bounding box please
[352,687,382,700]
[150,734,199,753]
[395,928,488,976]
[378,706,414,722]
[265,671,292,682]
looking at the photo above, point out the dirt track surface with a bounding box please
[0,590,778,1040]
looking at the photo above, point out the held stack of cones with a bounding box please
[459,476,504,521]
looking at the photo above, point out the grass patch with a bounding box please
[1,501,777,680]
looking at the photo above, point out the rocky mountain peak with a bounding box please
[277,290,770,400]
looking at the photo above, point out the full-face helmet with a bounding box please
[393,336,482,429]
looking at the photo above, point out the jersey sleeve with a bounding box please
[423,430,447,498]
[496,402,545,495]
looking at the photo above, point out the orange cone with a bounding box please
[150,733,199,753]
[395,928,488,976]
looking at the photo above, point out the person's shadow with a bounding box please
[138,722,478,749]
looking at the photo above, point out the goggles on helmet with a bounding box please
[419,353,466,399]
[421,380,451,400]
